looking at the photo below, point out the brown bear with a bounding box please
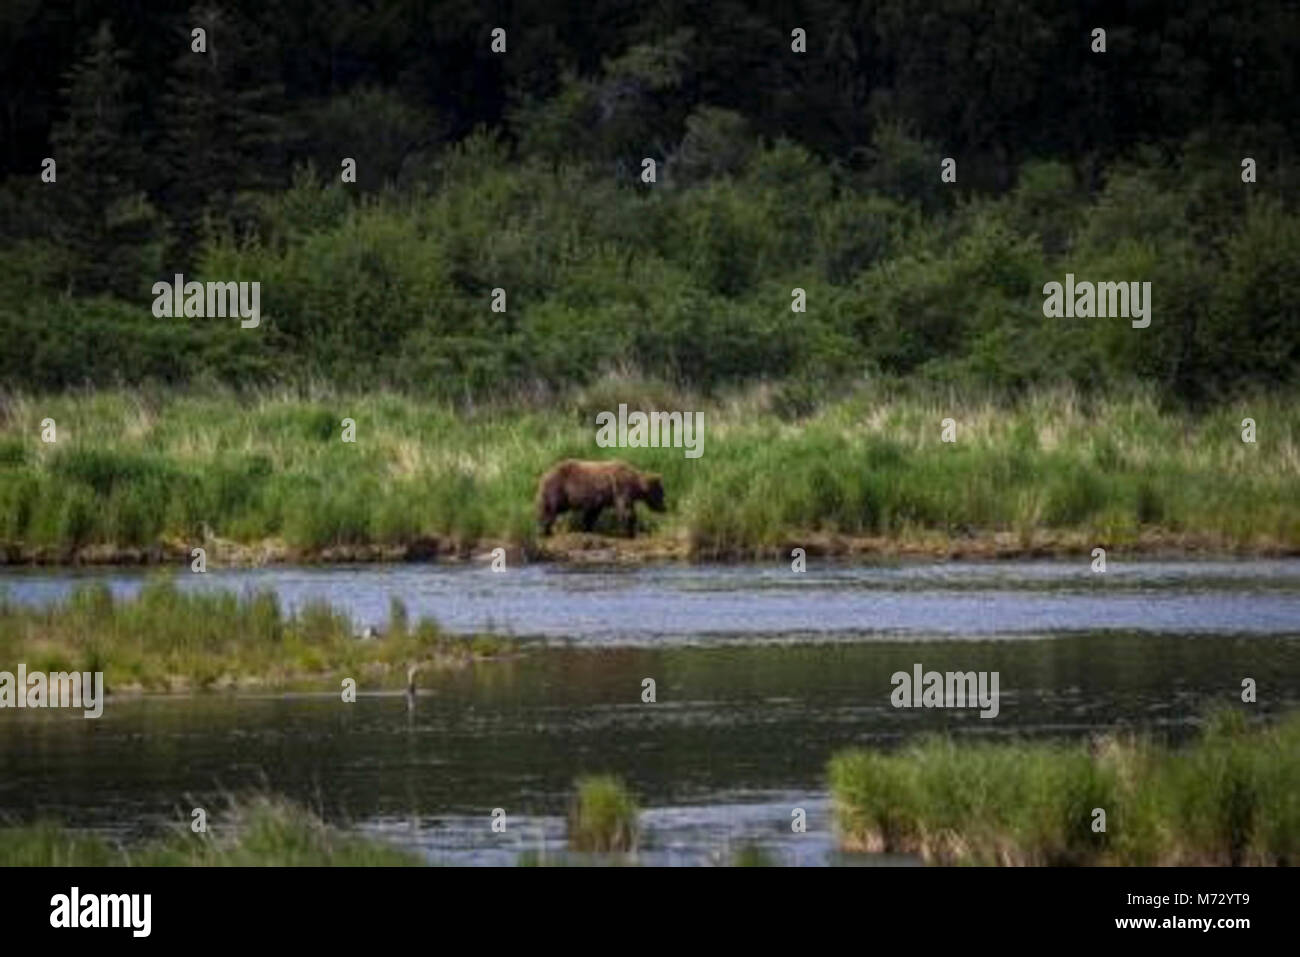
[536,459,665,537]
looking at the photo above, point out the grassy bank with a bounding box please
[829,710,1300,866]
[5,782,635,867]
[0,796,423,866]
[0,579,516,692]
[1,383,1298,563]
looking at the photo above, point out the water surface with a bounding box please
[3,559,1298,643]
[1,559,1297,864]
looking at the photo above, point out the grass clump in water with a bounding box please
[0,579,518,691]
[829,708,1300,866]
[568,774,639,853]
[731,843,777,867]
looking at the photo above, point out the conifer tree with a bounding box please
[50,21,160,296]
[158,4,286,268]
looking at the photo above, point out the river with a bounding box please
[2,559,1298,864]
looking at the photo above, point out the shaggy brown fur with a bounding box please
[536,459,666,537]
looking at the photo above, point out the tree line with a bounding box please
[0,1,1296,404]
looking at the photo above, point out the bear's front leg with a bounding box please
[613,496,636,537]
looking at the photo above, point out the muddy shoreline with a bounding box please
[2,529,1296,568]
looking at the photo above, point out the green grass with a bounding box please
[0,795,424,866]
[829,709,1300,865]
[0,578,517,691]
[568,774,639,853]
[731,843,777,867]
[0,382,1298,559]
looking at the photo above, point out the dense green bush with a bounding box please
[5,132,1293,402]
[1,1,1296,403]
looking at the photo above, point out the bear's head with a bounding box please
[641,473,666,511]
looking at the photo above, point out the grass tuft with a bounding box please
[0,795,423,866]
[568,774,639,853]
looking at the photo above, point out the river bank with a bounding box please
[0,796,426,866]
[2,387,1297,566]
[3,527,1300,568]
